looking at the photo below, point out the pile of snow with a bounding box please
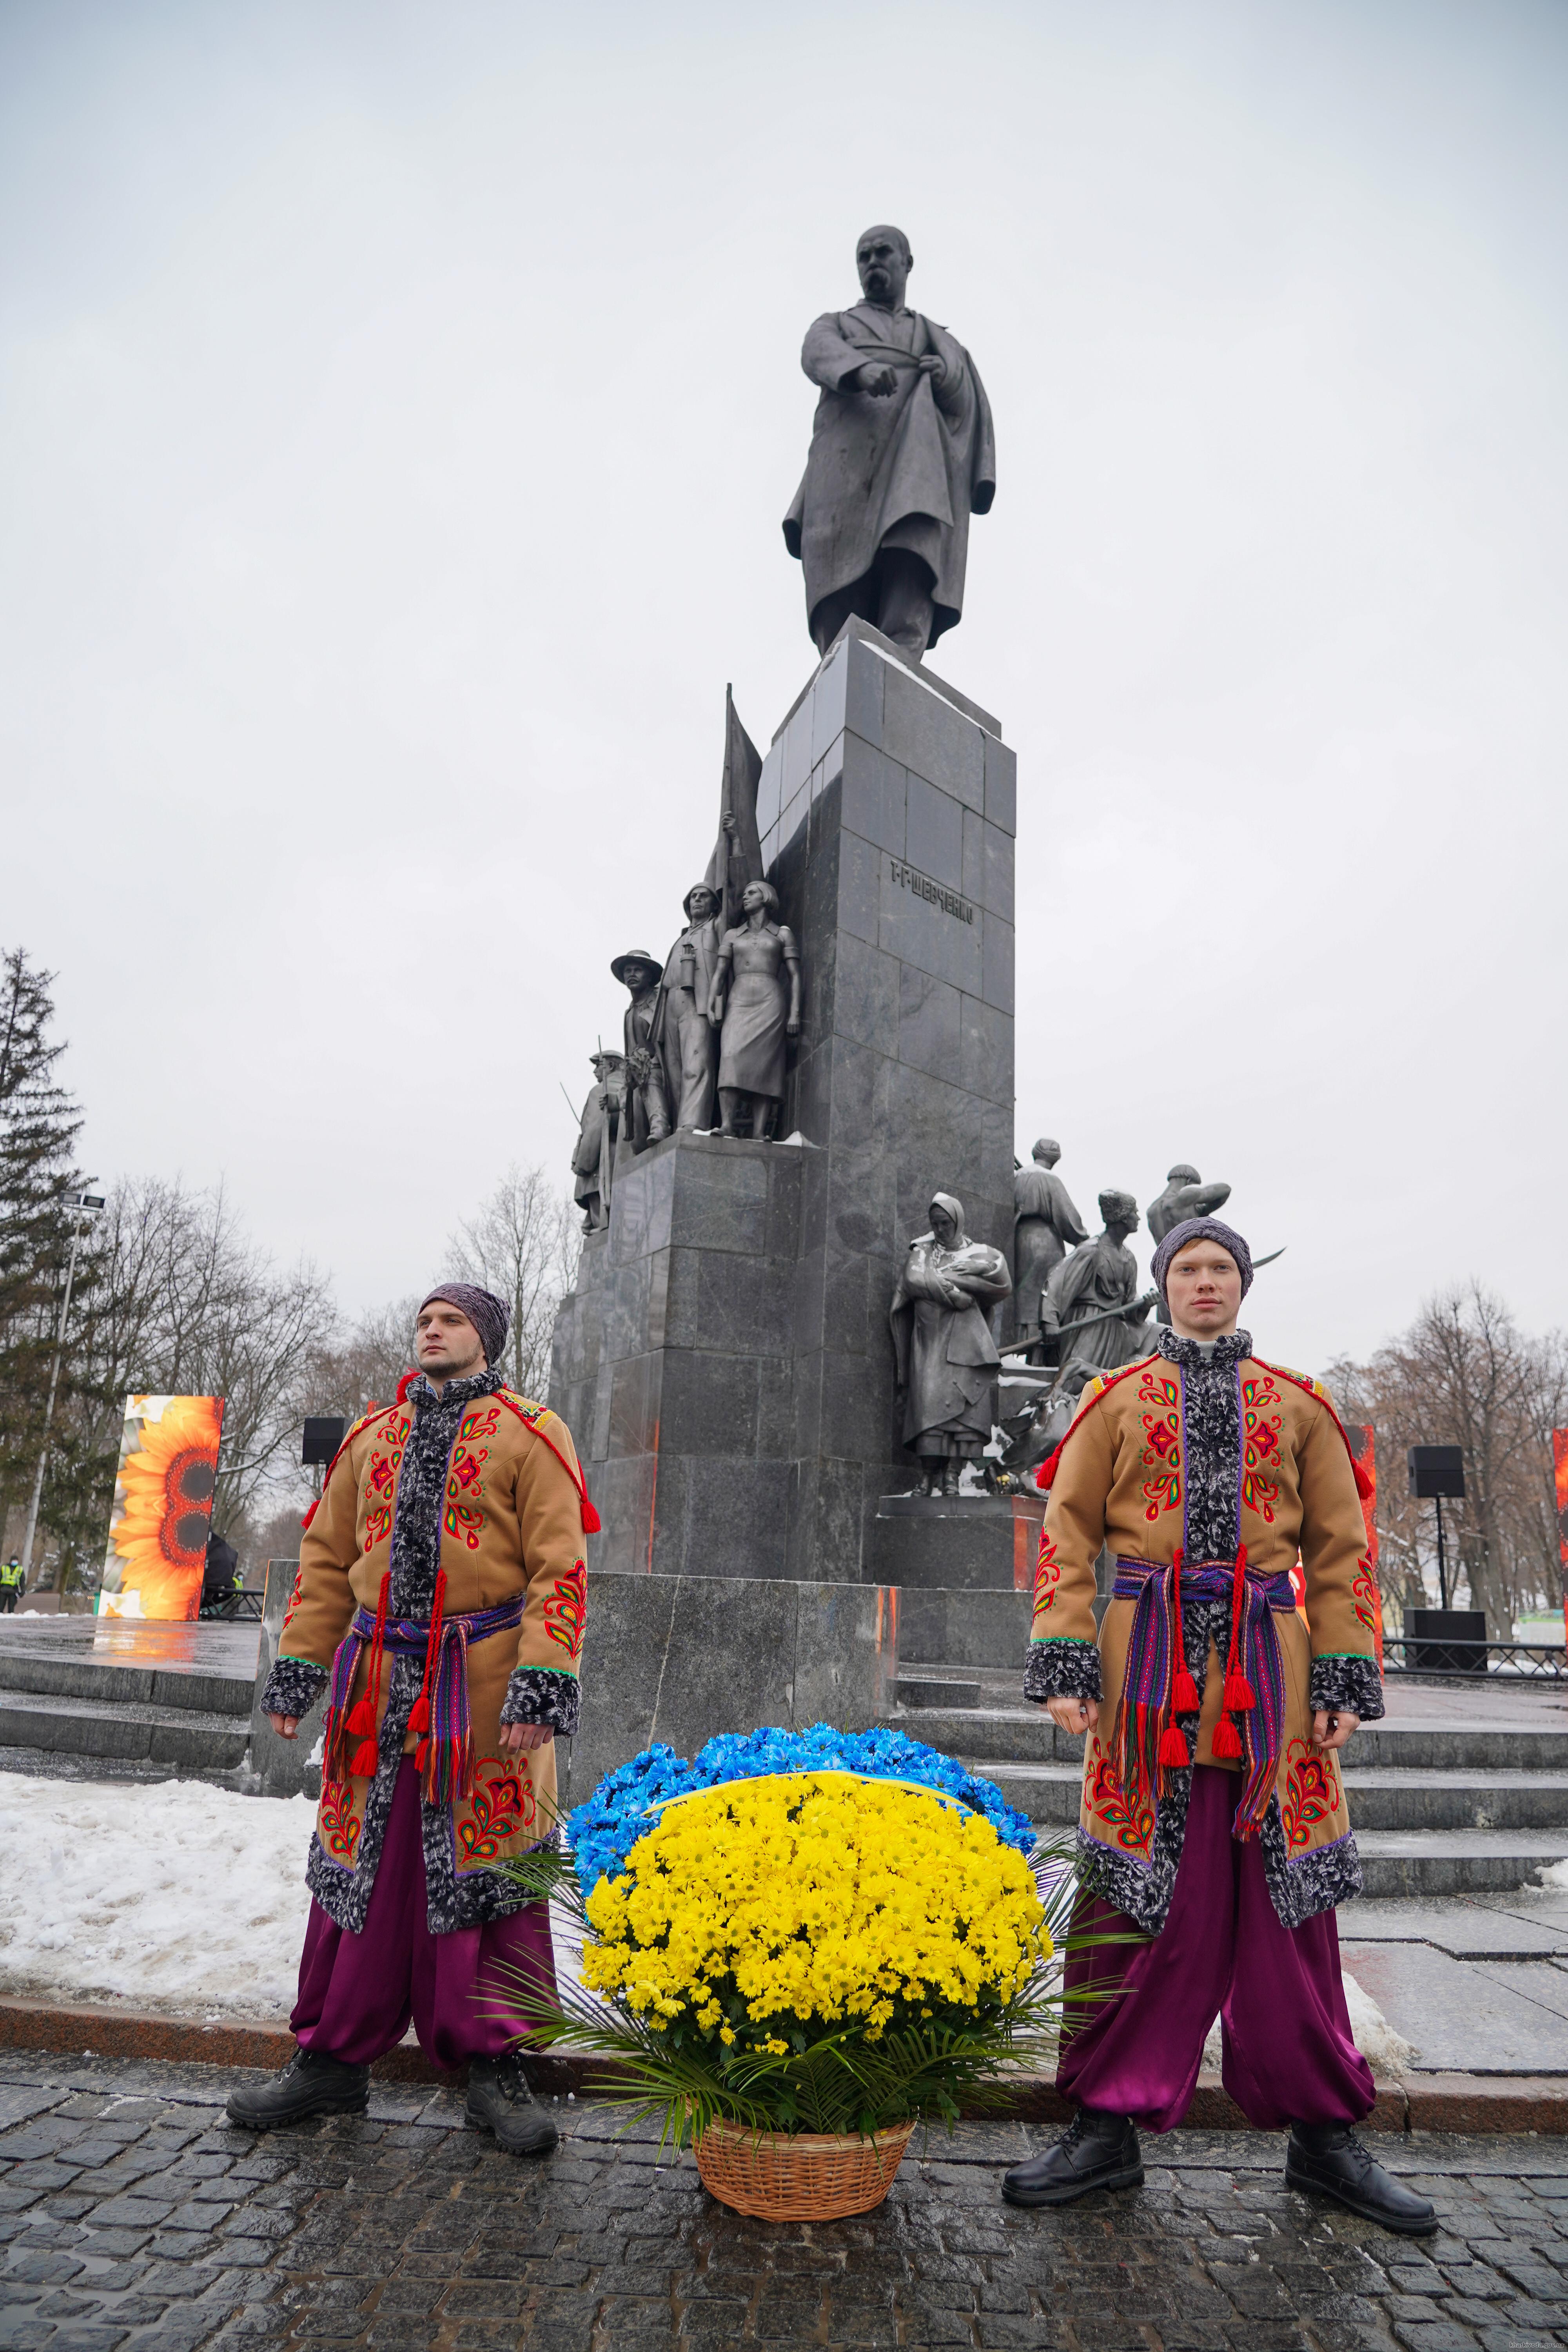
[0,1775,315,2020]
[1200,1967,1416,2081]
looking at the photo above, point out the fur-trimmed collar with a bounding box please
[1156,1327,1252,1369]
[406,1367,504,1414]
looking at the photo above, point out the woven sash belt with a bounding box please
[1110,1553,1297,1839]
[323,1591,525,1804]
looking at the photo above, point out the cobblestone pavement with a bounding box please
[4,2056,1568,2352]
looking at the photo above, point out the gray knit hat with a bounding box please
[1151,1216,1254,1302]
[417,1283,510,1370]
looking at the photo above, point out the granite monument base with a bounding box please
[870,1490,1044,1592]
[563,1568,899,1807]
[249,1557,328,1800]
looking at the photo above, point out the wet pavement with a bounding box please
[5,2053,1568,2350]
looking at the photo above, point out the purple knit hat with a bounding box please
[1151,1216,1254,1302]
[417,1282,510,1370]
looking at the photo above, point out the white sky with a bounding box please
[2,0,1564,1374]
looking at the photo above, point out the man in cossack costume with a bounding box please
[227,1283,593,2154]
[1003,1219,1436,2235]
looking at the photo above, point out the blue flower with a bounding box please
[566,1723,1036,1895]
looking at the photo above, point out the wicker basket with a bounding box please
[692,2116,917,2220]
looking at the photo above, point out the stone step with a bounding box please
[888,1703,1568,1776]
[962,1758,1568,1837]
[0,1684,251,1775]
[0,1649,252,1718]
[1354,1830,1568,1900]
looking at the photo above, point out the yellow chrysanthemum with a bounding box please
[580,1774,1049,2048]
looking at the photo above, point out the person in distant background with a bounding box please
[0,1557,22,1612]
[201,1530,241,1607]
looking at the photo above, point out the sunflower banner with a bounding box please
[99,1395,225,1620]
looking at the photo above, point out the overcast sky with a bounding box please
[2,0,1564,1376]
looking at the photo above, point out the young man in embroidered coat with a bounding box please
[1003,1219,1435,2235]
[227,1283,593,2155]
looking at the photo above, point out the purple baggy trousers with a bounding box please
[291,1758,557,2073]
[1056,1763,1374,2133]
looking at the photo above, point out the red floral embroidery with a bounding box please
[1351,1558,1379,1634]
[1136,1365,1182,1522]
[457,1762,538,1864]
[444,1500,483,1550]
[1032,1533,1062,1616]
[1280,1738,1338,1853]
[459,1406,502,1443]
[1088,1756,1155,1853]
[319,1779,362,1861]
[281,1563,306,1634]
[543,1561,588,1660]
[368,1454,395,1496]
[1240,1373,1283,1522]
[453,1454,483,1492]
[363,1503,392,1554]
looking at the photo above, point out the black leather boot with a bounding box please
[1001,2107,1143,2207]
[465,2054,559,2156]
[225,2048,370,2131]
[1285,2121,1437,2234]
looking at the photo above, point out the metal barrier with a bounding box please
[1381,1634,1568,1681]
[198,1588,265,1622]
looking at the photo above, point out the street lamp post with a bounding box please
[19,1187,105,1588]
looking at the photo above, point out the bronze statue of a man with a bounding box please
[889,1192,1011,1497]
[783,225,996,663]
[1013,1138,1089,1359]
[571,1051,625,1233]
[610,951,671,1151]
[1042,1190,1157,1374]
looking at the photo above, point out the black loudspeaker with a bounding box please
[302,1416,348,1468]
[1408,1445,1465,1500]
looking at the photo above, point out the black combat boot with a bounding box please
[465,2054,559,2156]
[225,2047,370,2131]
[1001,2107,1143,2207]
[1285,2121,1437,2234]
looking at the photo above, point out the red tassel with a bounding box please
[349,1737,380,1777]
[345,1698,375,1736]
[415,1738,430,1774]
[1034,1444,1063,1492]
[396,1368,418,1403]
[1171,1665,1201,1711]
[581,1497,601,1534]
[1158,1722,1191,1768]
[1351,1457,1373,1501]
[406,1694,430,1735]
[1210,1715,1245,1760]
[1223,1671,1256,1711]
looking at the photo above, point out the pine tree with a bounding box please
[0,949,83,1517]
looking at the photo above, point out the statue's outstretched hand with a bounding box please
[853,363,897,398]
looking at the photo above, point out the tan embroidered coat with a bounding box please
[276,1383,590,1933]
[1024,1336,1381,1931]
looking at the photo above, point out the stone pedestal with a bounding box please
[870,1490,1044,1592]
[550,620,1016,1586]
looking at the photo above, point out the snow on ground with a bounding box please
[1201,1969,1416,2081]
[0,1775,315,2020]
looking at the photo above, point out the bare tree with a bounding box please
[1330,1281,1568,1636]
[301,1295,423,1425]
[45,1178,335,1585]
[444,1163,579,1399]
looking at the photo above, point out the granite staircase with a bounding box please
[0,1622,256,1786]
[885,1663,1568,1898]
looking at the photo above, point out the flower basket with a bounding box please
[488,1727,1085,2209]
[692,2115,917,2220]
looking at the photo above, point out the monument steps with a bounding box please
[0,1622,259,1787]
[885,1668,1568,1896]
[0,1683,252,1780]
